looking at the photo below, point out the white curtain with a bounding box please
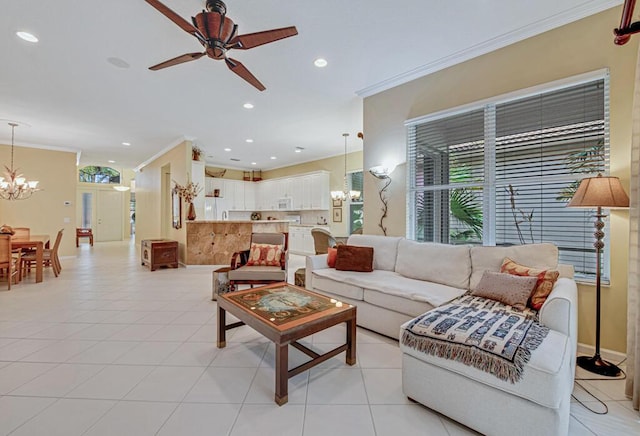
[627,44,640,411]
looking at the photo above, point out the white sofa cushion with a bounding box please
[395,240,472,290]
[400,320,572,409]
[312,268,466,308]
[346,234,403,271]
[364,289,435,318]
[469,243,559,290]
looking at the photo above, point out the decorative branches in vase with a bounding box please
[173,181,203,220]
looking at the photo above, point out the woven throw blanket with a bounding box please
[401,295,549,383]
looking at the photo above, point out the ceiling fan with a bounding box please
[144,0,298,91]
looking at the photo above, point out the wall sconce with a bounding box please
[369,164,396,236]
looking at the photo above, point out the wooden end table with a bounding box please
[217,282,357,405]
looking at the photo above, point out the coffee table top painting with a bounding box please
[225,284,345,326]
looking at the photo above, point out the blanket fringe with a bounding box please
[402,329,531,384]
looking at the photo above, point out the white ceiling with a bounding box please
[0,0,620,170]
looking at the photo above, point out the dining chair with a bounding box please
[21,229,64,278]
[12,227,36,255]
[0,234,21,290]
[13,227,30,239]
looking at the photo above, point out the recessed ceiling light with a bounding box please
[270,156,277,160]
[251,162,257,165]
[295,147,303,153]
[246,139,254,143]
[243,103,254,109]
[16,31,38,43]
[122,142,131,146]
[314,58,328,68]
[108,160,116,163]
[224,148,231,152]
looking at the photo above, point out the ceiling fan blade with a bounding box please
[225,58,266,91]
[149,52,205,71]
[229,26,298,49]
[144,0,205,42]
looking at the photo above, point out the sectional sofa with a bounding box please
[305,234,578,436]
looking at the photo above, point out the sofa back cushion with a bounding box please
[395,239,472,290]
[346,235,403,271]
[469,243,559,290]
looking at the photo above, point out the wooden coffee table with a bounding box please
[217,282,357,405]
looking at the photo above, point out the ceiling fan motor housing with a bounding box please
[206,0,227,15]
[194,11,235,59]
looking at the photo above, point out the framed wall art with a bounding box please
[333,207,342,223]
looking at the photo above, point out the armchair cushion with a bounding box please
[227,265,287,282]
[246,243,283,267]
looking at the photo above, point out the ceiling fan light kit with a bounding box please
[144,0,298,91]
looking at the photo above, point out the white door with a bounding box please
[96,190,123,242]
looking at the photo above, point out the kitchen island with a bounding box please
[186,220,289,265]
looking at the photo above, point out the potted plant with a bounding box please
[192,145,203,161]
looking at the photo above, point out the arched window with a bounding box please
[79,166,121,184]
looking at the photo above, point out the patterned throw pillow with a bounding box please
[472,271,538,310]
[245,243,283,267]
[327,247,338,268]
[501,257,560,310]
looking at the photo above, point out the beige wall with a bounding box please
[135,140,191,262]
[263,151,363,235]
[363,6,638,352]
[0,144,77,257]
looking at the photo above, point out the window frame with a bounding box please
[405,69,610,282]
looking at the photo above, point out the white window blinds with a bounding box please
[407,74,609,279]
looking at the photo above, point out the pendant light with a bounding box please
[0,123,40,200]
[331,133,361,201]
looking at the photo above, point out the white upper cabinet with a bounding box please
[202,170,329,212]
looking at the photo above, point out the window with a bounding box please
[349,171,364,233]
[407,73,608,280]
[79,166,121,184]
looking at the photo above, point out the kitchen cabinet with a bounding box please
[288,225,330,255]
[310,172,330,210]
[244,182,256,210]
[201,170,329,212]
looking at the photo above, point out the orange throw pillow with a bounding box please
[327,247,338,268]
[500,257,559,310]
[245,243,283,267]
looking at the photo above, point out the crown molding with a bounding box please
[134,136,194,172]
[356,0,622,98]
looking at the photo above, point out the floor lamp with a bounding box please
[567,173,629,377]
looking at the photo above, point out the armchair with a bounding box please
[310,228,338,254]
[228,233,288,291]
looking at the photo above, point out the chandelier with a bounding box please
[0,123,40,200]
[331,133,361,202]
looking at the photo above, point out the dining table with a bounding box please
[11,234,50,283]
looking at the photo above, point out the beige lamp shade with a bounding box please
[567,174,629,208]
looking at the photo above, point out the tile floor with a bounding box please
[0,241,637,435]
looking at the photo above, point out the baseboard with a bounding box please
[577,342,627,365]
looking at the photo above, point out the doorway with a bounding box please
[79,188,124,242]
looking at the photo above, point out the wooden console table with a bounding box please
[141,239,178,271]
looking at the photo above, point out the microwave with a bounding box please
[277,197,293,210]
